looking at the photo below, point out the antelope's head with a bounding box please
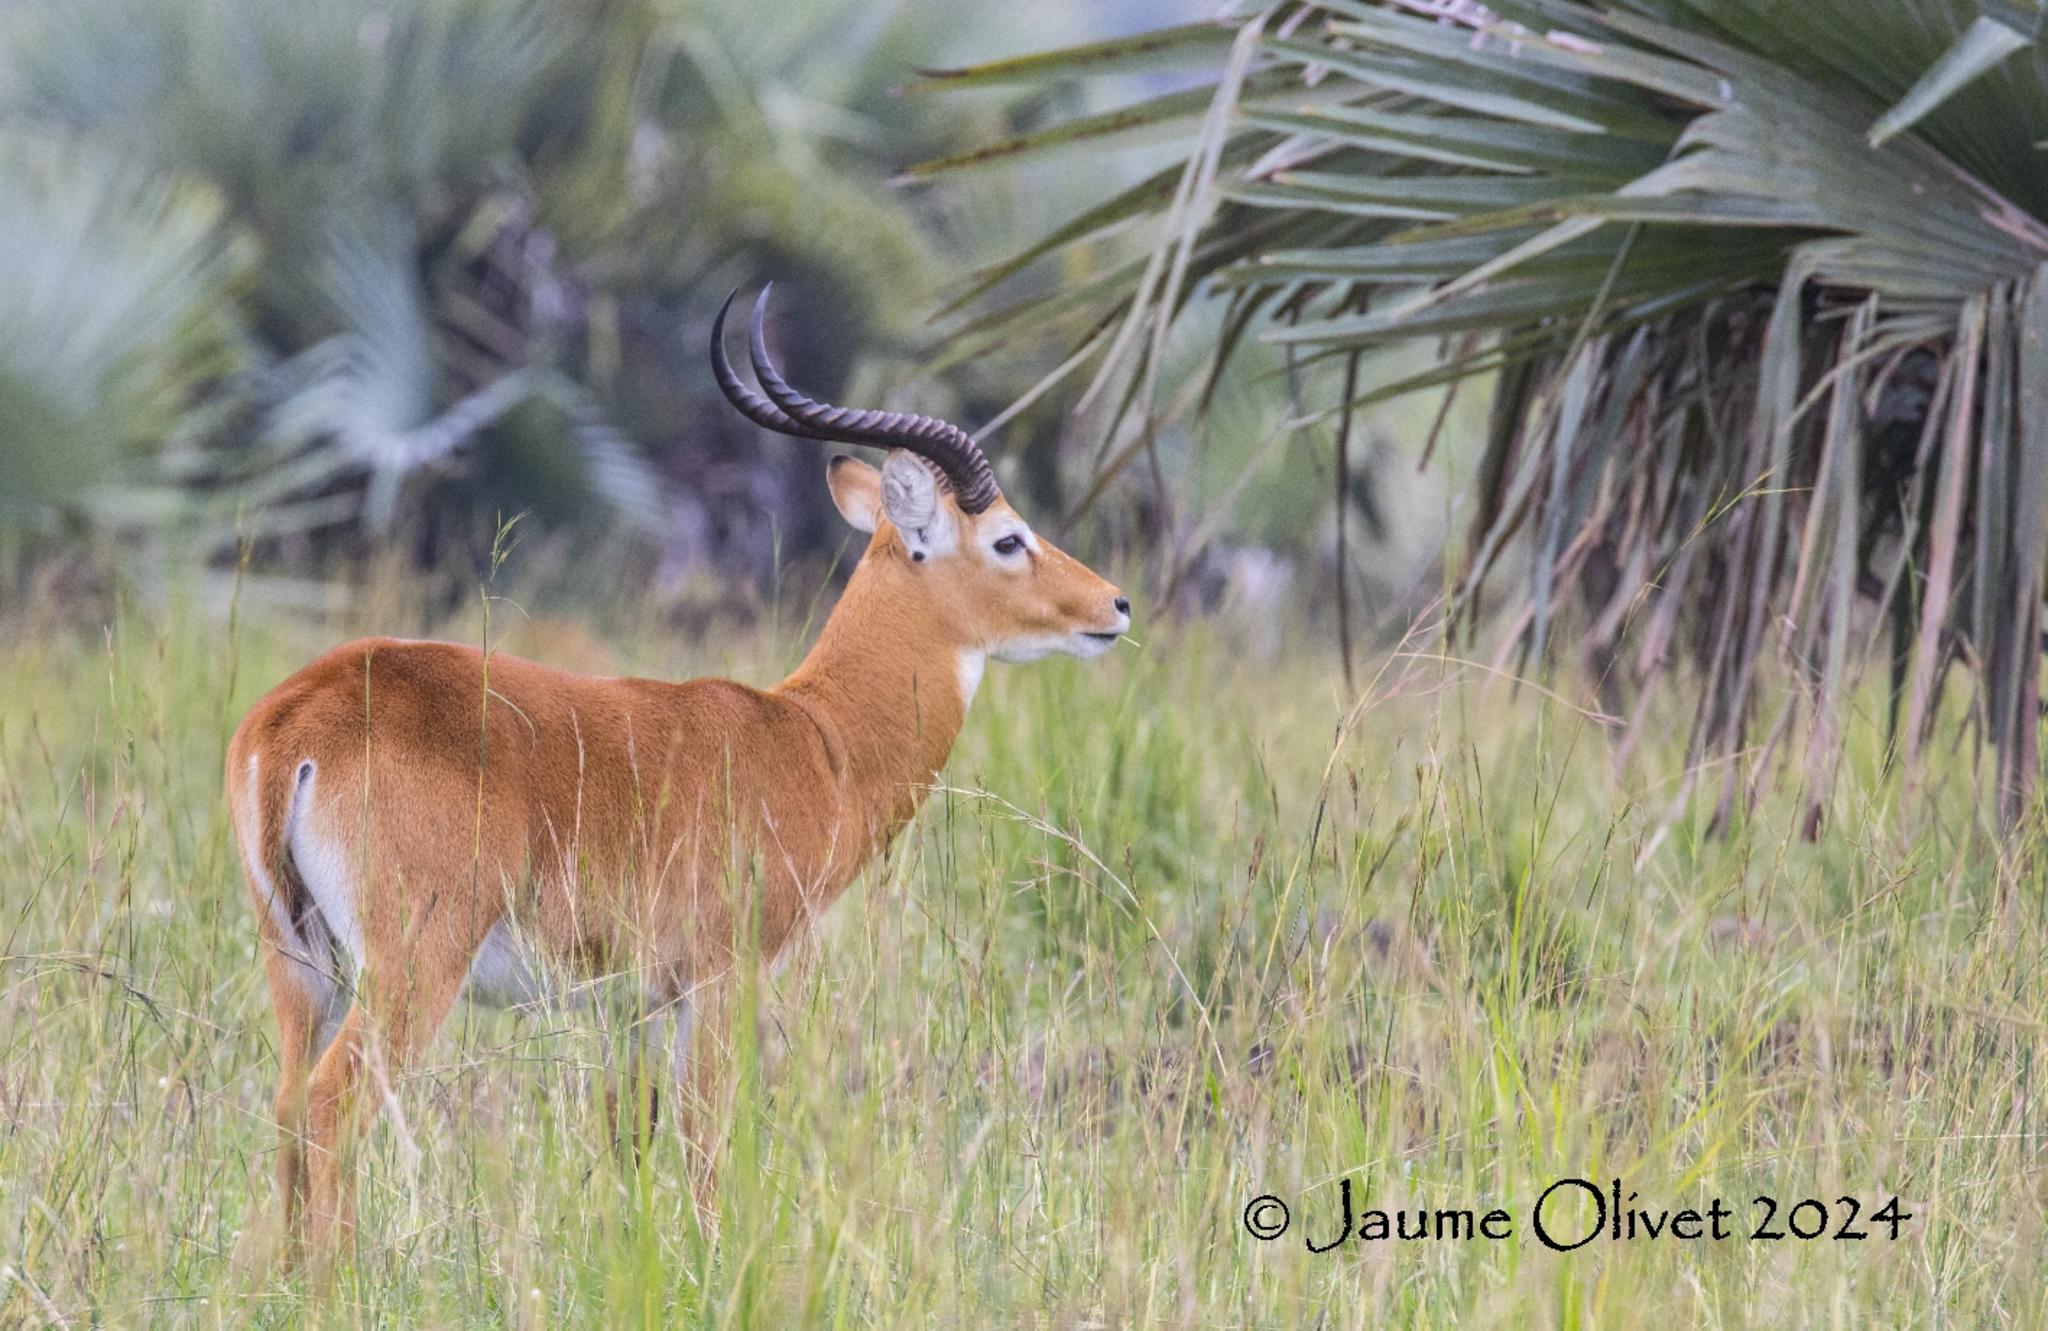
[712,288,1131,665]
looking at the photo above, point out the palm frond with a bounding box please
[0,133,245,523]
[927,0,2048,827]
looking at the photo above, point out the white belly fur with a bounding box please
[464,920,559,1009]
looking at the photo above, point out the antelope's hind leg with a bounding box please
[251,906,349,1266]
[297,883,505,1256]
[260,946,318,1251]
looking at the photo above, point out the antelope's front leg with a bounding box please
[676,975,734,1212]
[606,998,693,1159]
[669,935,819,1208]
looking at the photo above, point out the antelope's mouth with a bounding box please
[1082,631,1122,644]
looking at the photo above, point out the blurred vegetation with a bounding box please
[931,0,2048,828]
[0,0,1208,606]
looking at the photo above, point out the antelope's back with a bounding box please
[226,637,844,915]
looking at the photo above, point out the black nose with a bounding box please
[1114,596,1130,615]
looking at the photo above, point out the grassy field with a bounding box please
[2,572,2045,1327]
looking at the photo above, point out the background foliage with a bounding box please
[0,0,1215,597]
[932,0,2048,829]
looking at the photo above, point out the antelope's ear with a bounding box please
[827,455,882,533]
[880,450,941,545]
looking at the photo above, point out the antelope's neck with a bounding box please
[772,561,975,851]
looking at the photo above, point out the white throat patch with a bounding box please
[956,650,986,708]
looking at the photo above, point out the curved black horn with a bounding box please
[739,285,1001,514]
[710,289,836,441]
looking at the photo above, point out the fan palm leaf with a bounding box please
[1,0,692,550]
[0,134,245,525]
[1,0,995,566]
[921,0,2048,828]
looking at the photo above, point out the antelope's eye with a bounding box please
[993,533,1025,557]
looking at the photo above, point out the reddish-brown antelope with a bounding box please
[227,288,1130,1254]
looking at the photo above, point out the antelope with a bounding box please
[226,288,1131,1254]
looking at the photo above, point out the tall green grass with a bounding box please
[0,573,2041,1326]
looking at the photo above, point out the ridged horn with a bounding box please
[709,284,1002,514]
[709,289,836,441]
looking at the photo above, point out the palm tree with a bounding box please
[918,0,2048,829]
[0,135,242,528]
[0,0,987,586]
